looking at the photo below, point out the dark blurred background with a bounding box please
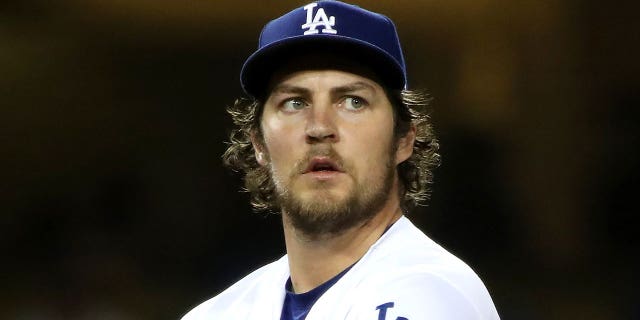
[2,0,638,319]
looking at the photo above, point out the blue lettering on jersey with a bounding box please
[376,302,394,320]
[375,302,409,320]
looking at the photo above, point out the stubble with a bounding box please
[271,145,396,238]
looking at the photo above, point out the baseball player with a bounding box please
[182,1,500,319]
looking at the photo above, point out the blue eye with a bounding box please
[282,98,307,111]
[344,97,366,110]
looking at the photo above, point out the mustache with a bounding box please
[293,147,346,174]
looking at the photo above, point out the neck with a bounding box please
[282,196,403,293]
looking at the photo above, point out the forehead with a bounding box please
[268,70,382,95]
[265,54,385,96]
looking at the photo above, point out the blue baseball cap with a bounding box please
[240,0,407,98]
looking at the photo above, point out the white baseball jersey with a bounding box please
[181,216,500,320]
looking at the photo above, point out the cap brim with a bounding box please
[240,35,406,98]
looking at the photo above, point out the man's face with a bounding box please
[254,65,413,236]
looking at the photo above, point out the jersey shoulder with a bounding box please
[347,217,500,320]
[350,269,499,320]
[180,256,288,320]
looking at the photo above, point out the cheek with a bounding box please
[261,120,300,165]
[343,120,395,172]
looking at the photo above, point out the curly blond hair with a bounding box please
[222,89,440,212]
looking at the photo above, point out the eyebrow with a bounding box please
[270,81,377,97]
[331,81,376,95]
[270,84,309,96]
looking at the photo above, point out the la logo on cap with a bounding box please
[301,2,337,35]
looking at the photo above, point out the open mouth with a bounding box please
[303,157,343,174]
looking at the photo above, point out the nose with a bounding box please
[305,102,338,144]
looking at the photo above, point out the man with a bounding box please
[182,1,500,319]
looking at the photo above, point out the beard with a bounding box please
[269,145,396,238]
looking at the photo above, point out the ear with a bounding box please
[250,131,268,166]
[395,124,416,165]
